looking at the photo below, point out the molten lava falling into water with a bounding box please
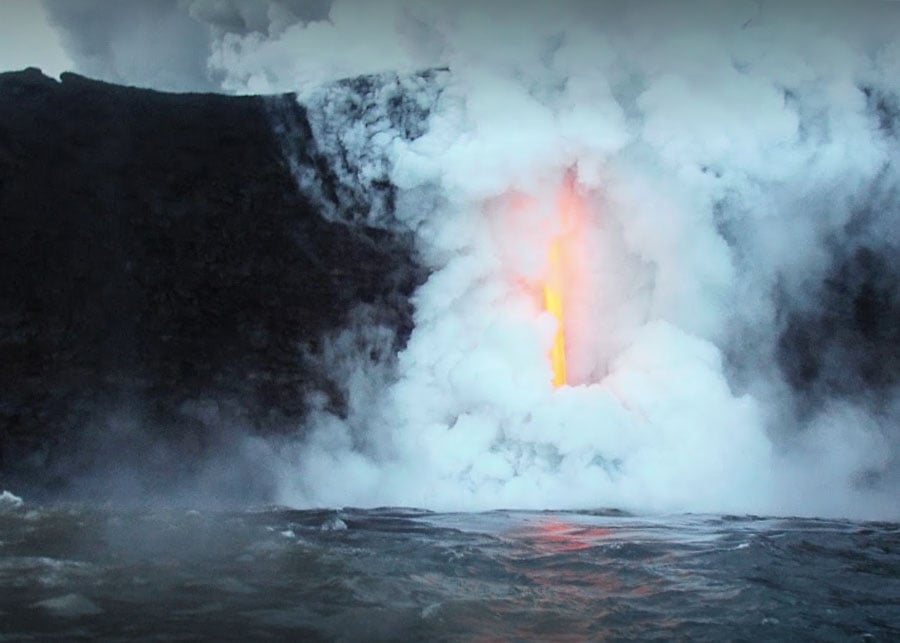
[545,236,567,387]
[545,170,580,388]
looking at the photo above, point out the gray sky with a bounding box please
[0,0,333,92]
[0,0,72,76]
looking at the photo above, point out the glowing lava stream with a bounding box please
[545,235,567,387]
[544,170,579,388]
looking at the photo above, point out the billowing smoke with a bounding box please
[45,0,900,518]
[41,0,331,91]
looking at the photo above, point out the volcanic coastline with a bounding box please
[0,68,423,500]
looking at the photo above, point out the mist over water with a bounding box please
[41,0,900,518]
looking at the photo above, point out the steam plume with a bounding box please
[44,0,900,518]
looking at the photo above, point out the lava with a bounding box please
[545,169,582,388]
[545,234,567,388]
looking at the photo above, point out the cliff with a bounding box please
[0,68,422,498]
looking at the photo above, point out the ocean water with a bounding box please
[0,503,896,640]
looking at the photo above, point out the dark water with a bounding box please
[0,503,897,641]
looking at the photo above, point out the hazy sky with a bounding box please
[0,0,71,76]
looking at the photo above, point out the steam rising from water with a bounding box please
[44,0,900,517]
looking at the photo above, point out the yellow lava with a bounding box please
[545,237,567,387]
[545,170,577,388]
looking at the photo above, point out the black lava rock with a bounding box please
[0,68,423,498]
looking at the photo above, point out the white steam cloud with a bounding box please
[45,0,900,518]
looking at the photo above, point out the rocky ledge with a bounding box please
[0,68,423,499]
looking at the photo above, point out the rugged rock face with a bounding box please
[777,244,900,411]
[0,68,422,499]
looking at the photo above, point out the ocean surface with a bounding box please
[0,502,897,641]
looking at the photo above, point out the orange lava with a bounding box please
[544,169,581,388]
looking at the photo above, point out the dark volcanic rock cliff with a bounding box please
[0,68,422,499]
